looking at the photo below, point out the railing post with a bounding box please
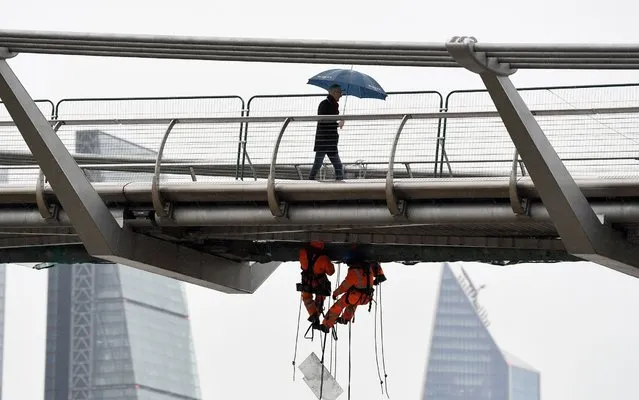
[267,117,292,217]
[385,114,411,216]
[151,119,178,219]
[434,104,446,177]
[235,102,247,180]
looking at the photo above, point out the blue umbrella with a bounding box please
[307,68,387,100]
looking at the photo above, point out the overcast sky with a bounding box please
[2,0,639,399]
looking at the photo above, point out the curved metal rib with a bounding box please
[267,118,292,217]
[509,149,528,215]
[152,119,178,218]
[385,115,411,215]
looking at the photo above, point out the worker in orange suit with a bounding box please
[319,249,386,333]
[297,241,336,329]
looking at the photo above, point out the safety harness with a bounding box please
[344,261,379,312]
[296,246,331,296]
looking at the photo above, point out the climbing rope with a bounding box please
[332,262,342,377]
[319,330,329,400]
[329,326,334,375]
[373,288,385,394]
[379,283,390,398]
[348,320,352,400]
[292,295,303,381]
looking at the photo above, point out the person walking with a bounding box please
[308,84,345,181]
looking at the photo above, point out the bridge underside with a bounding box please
[3,178,639,266]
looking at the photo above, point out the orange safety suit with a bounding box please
[321,261,385,329]
[298,241,335,319]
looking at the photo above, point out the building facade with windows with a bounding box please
[423,264,540,400]
[43,130,201,400]
[44,264,202,400]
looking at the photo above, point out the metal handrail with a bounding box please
[3,155,639,176]
[2,105,638,127]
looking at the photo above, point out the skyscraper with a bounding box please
[423,264,540,400]
[44,264,201,400]
[43,130,201,400]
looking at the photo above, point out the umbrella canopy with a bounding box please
[307,68,387,100]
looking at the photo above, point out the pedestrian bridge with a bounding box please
[3,31,639,293]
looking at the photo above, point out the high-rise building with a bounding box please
[44,264,201,400]
[44,130,201,400]
[423,264,540,400]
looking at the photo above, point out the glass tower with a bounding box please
[423,264,540,400]
[43,130,201,400]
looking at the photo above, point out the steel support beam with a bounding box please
[0,58,277,294]
[3,177,639,206]
[0,241,579,265]
[212,239,579,264]
[2,200,639,229]
[183,229,566,251]
[448,36,639,278]
[5,30,639,69]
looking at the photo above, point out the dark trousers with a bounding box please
[308,151,344,180]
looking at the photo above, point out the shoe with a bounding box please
[318,324,330,333]
[336,317,350,325]
[307,314,320,329]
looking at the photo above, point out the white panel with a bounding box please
[298,352,343,400]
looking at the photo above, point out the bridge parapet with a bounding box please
[3,84,639,191]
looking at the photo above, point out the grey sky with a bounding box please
[2,0,639,399]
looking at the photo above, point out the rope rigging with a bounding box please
[374,288,385,394]
[329,262,342,377]
[291,244,390,399]
[348,320,352,400]
[291,296,303,381]
[379,282,390,398]
[319,330,329,399]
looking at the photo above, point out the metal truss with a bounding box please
[447,36,639,278]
